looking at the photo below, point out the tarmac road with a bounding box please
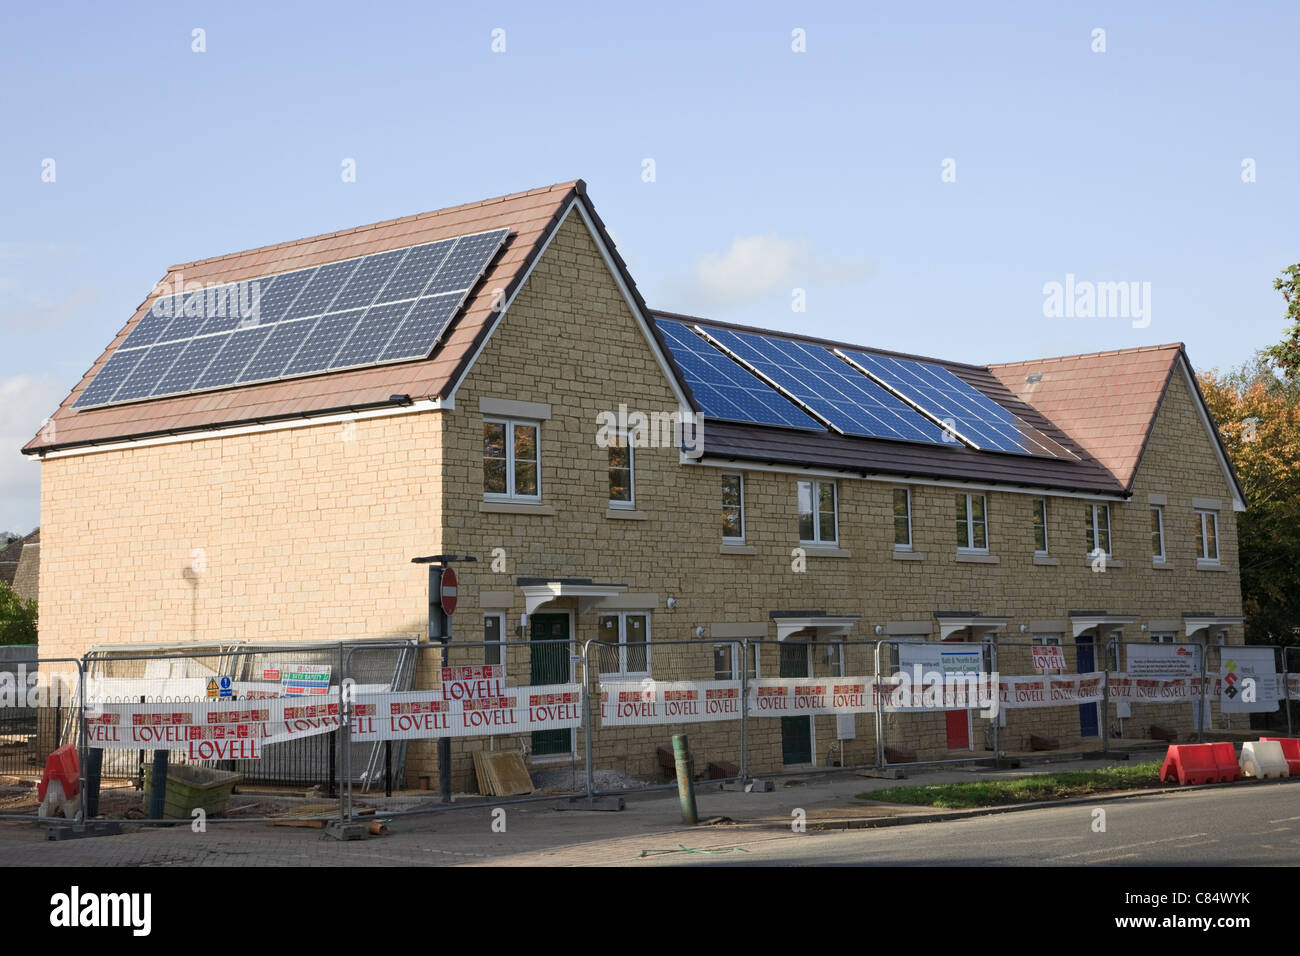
[628,784,1300,867]
[2,771,1296,867]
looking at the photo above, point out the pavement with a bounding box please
[3,748,1259,867]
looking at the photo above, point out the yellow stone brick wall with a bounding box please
[38,414,444,659]
[36,205,1247,787]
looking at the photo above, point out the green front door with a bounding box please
[530,613,572,756]
[779,642,813,765]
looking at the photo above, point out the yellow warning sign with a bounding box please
[206,679,219,699]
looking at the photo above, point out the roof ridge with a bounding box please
[167,180,582,272]
[989,342,1185,368]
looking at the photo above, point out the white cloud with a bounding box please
[0,374,62,533]
[661,234,873,310]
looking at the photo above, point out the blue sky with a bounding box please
[2,1,1297,532]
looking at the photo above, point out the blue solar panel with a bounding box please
[376,240,454,303]
[120,297,181,349]
[112,341,189,403]
[285,260,358,321]
[283,309,365,377]
[424,230,509,295]
[194,325,273,392]
[378,294,461,362]
[703,327,949,443]
[332,301,413,369]
[220,271,305,333]
[151,335,227,397]
[329,248,407,312]
[156,291,210,344]
[840,350,1074,458]
[655,320,821,430]
[73,349,149,407]
[237,319,315,383]
[74,228,509,408]
[195,278,281,337]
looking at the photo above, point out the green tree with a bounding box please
[1200,355,1300,643]
[0,580,38,645]
[1264,264,1300,377]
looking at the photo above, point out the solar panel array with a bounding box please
[701,327,950,445]
[655,320,821,430]
[74,228,509,409]
[839,349,1074,458]
[653,318,1076,460]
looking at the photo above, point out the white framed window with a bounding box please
[1032,498,1049,555]
[1151,631,1175,644]
[955,493,988,553]
[1197,510,1219,564]
[797,479,837,545]
[713,643,758,680]
[1085,503,1111,557]
[893,488,912,551]
[484,612,505,666]
[722,473,745,542]
[596,611,650,677]
[483,418,540,501]
[1032,634,1064,675]
[1150,506,1166,562]
[608,433,634,508]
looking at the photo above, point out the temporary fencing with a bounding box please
[2,634,1292,830]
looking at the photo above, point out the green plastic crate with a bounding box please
[142,764,242,819]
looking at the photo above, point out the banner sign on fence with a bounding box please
[280,664,331,697]
[1031,645,1067,672]
[441,665,505,700]
[996,672,1105,709]
[1220,647,1278,713]
[86,697,343,752]
[350,682,582,740]
[1126,644,1198,679]
[599,680,743,725]
[746,679,872,717]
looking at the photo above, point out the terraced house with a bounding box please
[24,181,1246,785]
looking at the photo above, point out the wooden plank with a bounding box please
[480,752,533,796]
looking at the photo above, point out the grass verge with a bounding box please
[859,761,1165,809]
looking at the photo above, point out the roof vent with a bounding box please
[1026,373,1043,384]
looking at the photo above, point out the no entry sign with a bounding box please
[440,567,458,615]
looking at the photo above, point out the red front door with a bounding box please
[943,634,971,750]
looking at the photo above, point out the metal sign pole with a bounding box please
[412,554,476,806]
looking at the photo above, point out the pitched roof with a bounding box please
[986,345,1183,491]
[10,529,39,602]
[655,312,1126,495]
[25,182,585,453]
[0,529,39,591]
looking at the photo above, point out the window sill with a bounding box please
[892,550,925,562]
[721,543,757,555]
[955,552,1000,565]
[1032,554,1059,566]
[1083,556,1124,568]
[605,508,647,520]
[799,545,852,558]
[1153,558,1173,569]
[1196,560,1226,572]
[480,501,556,516]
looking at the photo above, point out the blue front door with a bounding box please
[1077,636,1099,737]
